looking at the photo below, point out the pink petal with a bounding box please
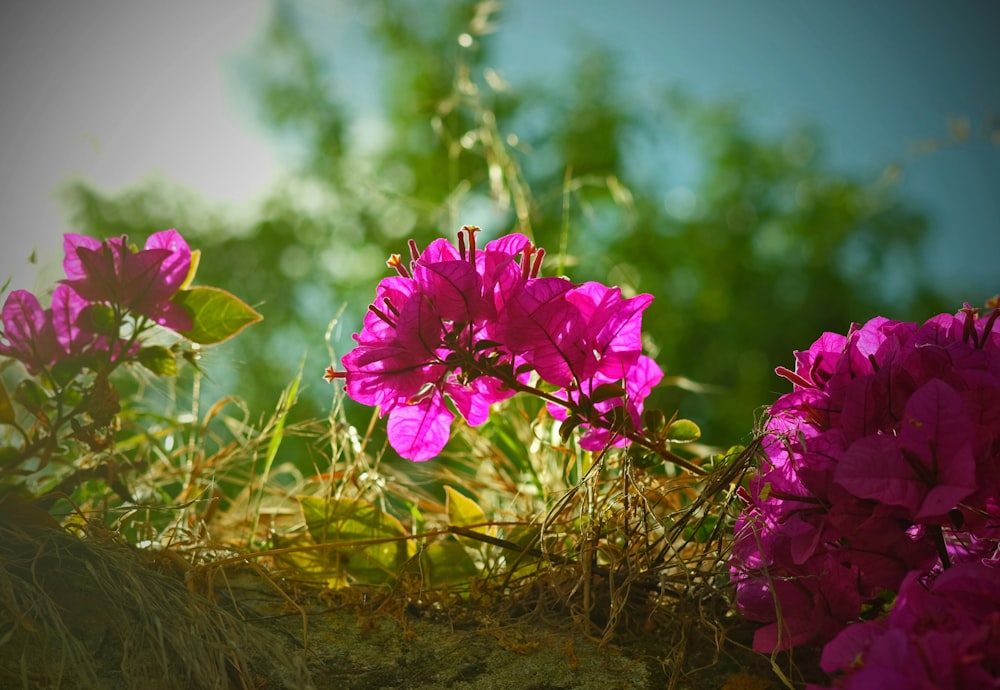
[51,284,94,353]
[501,277,587,387]
[120,247,177,307]
[443,379,492,426]
[835,434,924,514]
[819,621,885,673]
[792,330,847,388]
[356,276,418,345]
[0,290,60,372]
[412,259,481,322]
[144,229,191,294]
[417,237,461,263]
[395,289,446,358]
[0,290,47,346]
[62,233,104,281]
[343,344,439,410]
[64,243,119,302]
[898,380,976,520]
[483,232,531,256]
[387,391,454,461]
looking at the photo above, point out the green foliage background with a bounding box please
[61,0,952,462]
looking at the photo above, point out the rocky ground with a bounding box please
[0,523,810,689]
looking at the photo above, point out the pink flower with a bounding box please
[333,227,664,461]
[835,380,977,521]
[818,563,1000,689]
[61,230,193,331]
[336,227,533,461]
[734,304,1000,655]
[0,289,64,374]
[499,279,659,449]
[0,285,139,374]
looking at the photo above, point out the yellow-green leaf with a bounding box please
[271,531,347,589]
[172,286,262,345]
[589,383,625,404]
[664,418,701,443]
[13,379,47,414]
[0,380,15,426]
[419,540,480,586]
[137,345,178,377]
[299,496,413,585]
[445,486,488,533]
[178,249,200,290]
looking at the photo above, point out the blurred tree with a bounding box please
[61,0,950,458]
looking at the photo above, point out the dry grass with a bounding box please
[0,510,311,689]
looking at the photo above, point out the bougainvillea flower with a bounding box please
[335,227,533,461]
[775,330,848,390]
[385,387,455,462]
[61,230,193,331]
[499,279,654,390]
[332,227,663,460]
[333,227,664,461]
[835,379,977,521]
[502,279,659,449]
[0,289,63,374]
[547,354,664,451]
[734,303,1000,659]
[409,238,484,323]
[818,563,1000,689]
[0,285,138,373]
[578,285,651,372]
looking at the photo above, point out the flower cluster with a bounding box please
[816,562,1000,689]
[62,231,193,331]
[730,305,1000,681]
[0,230,192,376]
[326,226,661,461]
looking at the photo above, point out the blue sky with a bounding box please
[2,0,997,300]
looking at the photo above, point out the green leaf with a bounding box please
[82,303,117,336]
[706,444,745,471]
[681,515,720,544]
[445,486,491,551]
[249,360,303,548]
[558,415,585,443]
[642,408,667,435]
[589,383,625,404]
[445,486,488,532]
[601,405,634,434]
[0,380,15,426]
[300,496,414,585]
[627,445,661,469]
[271,531,347,589]
[50,357,87,386]
[137,345,178,377]
[663,418,701,443]
[473,339,503,351]
[14,380,47,414]
[501,524,551,576]
[172,286,262,345]
[0,446,21,467]
[418,540,480,586]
